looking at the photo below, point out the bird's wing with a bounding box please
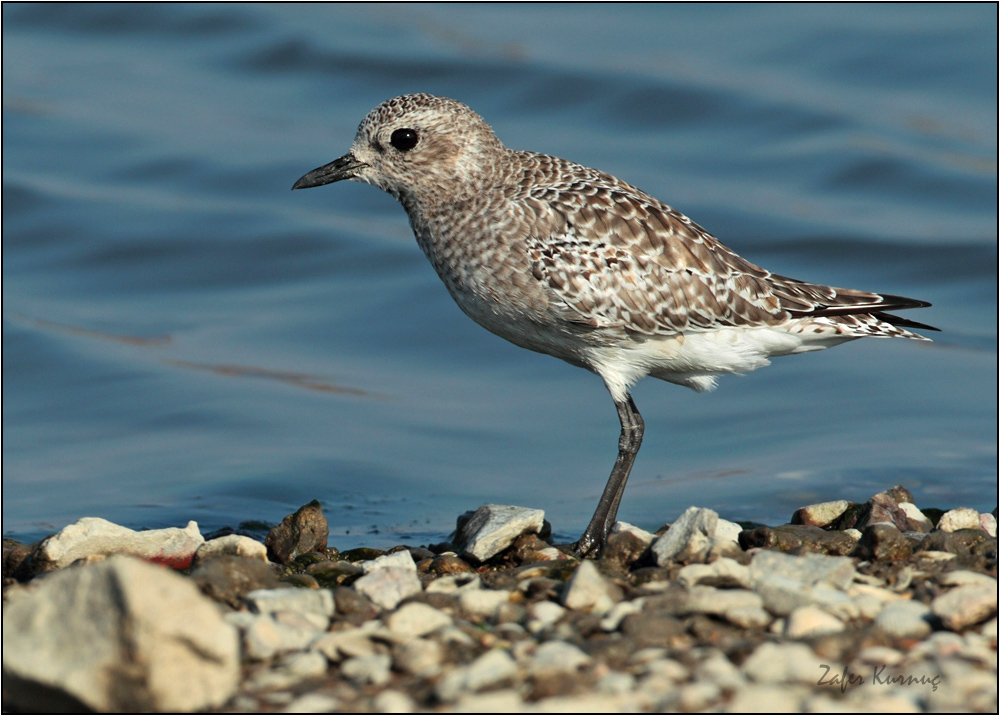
[520,172,929,336]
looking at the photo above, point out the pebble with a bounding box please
[458,587,512,620]
[264,500,328,564]
[453,504,545,562]
[245,587,335,617]
[652,506,718,564]
[792,499,851,526]
[561,558,617,614]
[937,507,982,532]
[435,648,518,702]
[874,599,933,639]
[353,566,422,610]
[785,605,845,639]
[932,583,998,631]
[194,534,269,564]
[677,556,750,589]
[340,653,392,686]
[611,520,656,545]
[385,601,452,638]
[372,689,417,713]
[529,640,591,676]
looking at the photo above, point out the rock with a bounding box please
[426,573,482,594]
[677,557,750,589]
[393,638,444,677]
[340,653,392,686]
[600,530,650,571]
[360,549,416,573]
[373,689,417,714]
[427,554,476,576]
[282,692,340,713]
[264,500,328,564]
[311,627,377,662]
[652,507,718,564]
[681,586,764,622]
[193,534,268,565]
[353,566,422,611]
[620,611,686,649]
[307,560,364,588]
[527,600,567,634]
[529,640,591,677]
[981,512,998,537]
[727,683,808,712]
[561,559,618,614]
[742,642,826,684]
[3,539,35,581]
[245,651,327,692]
[435,648,518,701]
[189,554,282,608]
[898,502,934,532]
[2,556,238,712]
[785,605,845,639]
[238,612,325,661]
[386,601,453,638]
[333,585,379,623]
[449,689,525,713]
[738,524,855,555]
[939,570,997,588]
[749,550,855,590]
[611,521,656,545]
[874,600,933,640]
[792,500,852,527]
[245,587,335,616]
[27,517,204,573]
[458,588,512,621]
[853,523,913,561]
[937,507,983,532]
[932,583,998,631]
[453,504,545,562]
[715,518,744,545]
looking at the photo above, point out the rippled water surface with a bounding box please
[4,5,996,546]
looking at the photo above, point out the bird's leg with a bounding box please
[576,394,644,557]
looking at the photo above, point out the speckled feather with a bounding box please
[304,93,934,398]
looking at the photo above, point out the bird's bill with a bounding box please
[292,153,367,190]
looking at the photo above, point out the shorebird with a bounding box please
[293,93,935,556]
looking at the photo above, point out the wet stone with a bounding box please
[853,523,913,562]
[306,560,363,588]
[426,555,475,576]
[264,500,328,565]
[738,524,856,555]
[339,547,386,562]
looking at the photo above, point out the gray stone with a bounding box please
[2,556,238,712]
[435,648,518,701]
[932,583,998,631]
[652,507,718,565]
[311,627,377,662]
[454,504,545,562]
[393,638,444,677]
[340,653,392,686]
[265,500,328,564]
[386,601,453,638]
[245,587,335,617]
[29,517,204,572]
[682,586,764,617]
[246,651,328,691]
[353,566,422,610]
[458,587,512,620]
[193,534,268,565]
[749,550,855,590]
[561,558,617,614]
[241,613,324,661]
[529,640,591,676]
[785,605,845,639]
[677,557,751,589]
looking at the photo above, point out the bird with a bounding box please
[292,93,936,557]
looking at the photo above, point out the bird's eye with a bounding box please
[390,128,419,152]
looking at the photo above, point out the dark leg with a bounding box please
[576,394,644,557]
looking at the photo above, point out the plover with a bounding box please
[293,93,936,556]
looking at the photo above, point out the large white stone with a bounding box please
[453,504,545,562]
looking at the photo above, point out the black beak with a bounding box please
[292,153,367,190]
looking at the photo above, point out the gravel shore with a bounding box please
[3,486,996,713]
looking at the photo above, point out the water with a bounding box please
[4,4,996,547]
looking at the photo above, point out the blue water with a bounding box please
[4,4,996,547]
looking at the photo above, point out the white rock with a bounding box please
[453,504,545,562]
[340,653,392,686]
[193,534,268,564]
[527,600,567,633]
[246,651,328,691]
[600,598,644,631]
[715,518,744,545]
[725,605,773,629]
[611,521,656,545]
[727,684,808,712]
[683,586,763,617]
[245,587,335,616]
[386,602,452,638]
[31,517,204,571]
[693,651,746,690]
[311,627,377,662]
[749,550,855,590]
[939,570,998,588]
[742,642,830,684]
[530,640,591,676]
[373,689,416,714]
[353,566,422,610]
[360,550,416,573]
[2,556,238,712]
[678,681,722,711]
[426,573,481,593]
[242,613,323,661]
[937,507,982,532]
[561,559,616,614]
[282,692,340,713]
[448,688,525,713]
[458,588,512,620]
[677,557,750,589]
[932,583,998,631]
[435,648,518,702]
[785,605,845,639]
[393,638,444,677]
[652,507,718,565]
